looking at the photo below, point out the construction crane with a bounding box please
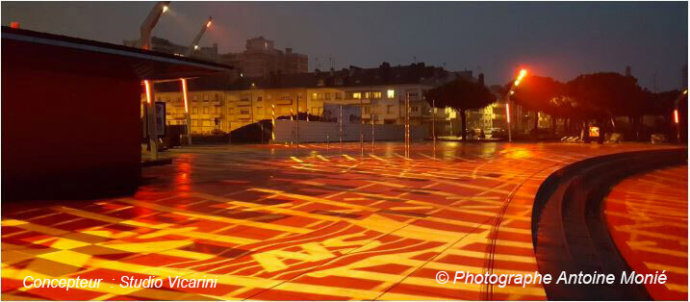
[185,16,213,57]
[139,1,170,50]
[140,1,170,160]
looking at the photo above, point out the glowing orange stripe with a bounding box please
[673,109,679,124]
[506,103,511,123]
[181,78,189,113]
[144,80,152,104]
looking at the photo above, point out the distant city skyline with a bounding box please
[2,1,687,90]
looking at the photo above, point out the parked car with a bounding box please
[489,128,507,139]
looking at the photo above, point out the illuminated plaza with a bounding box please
[3,142,686,300]
[2,1,688,301]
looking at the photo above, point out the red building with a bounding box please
[2,26,230,201]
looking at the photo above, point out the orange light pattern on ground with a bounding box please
[604,165,688,300]
[1,142,676,300]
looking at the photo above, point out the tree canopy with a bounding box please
[425,77,495,140]
[424,77,496,111]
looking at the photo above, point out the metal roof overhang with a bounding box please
[2,26,231,80]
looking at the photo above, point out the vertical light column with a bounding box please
[674,108,680,143]
[339,105,343,151]
[181,78,192,145]
[506,100,512,142]
[271,104,276,142]
[405,92,410,158]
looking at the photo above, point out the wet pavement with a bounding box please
[604,165,688,300]
[1,142,680,300]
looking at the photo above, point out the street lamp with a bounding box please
[506,68,528,142]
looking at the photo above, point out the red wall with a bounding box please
[2,39,142,200]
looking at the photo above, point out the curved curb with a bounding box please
[531,148,687,300]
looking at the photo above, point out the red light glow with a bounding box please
[144,80,152,104]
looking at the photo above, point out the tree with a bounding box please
[425,77,496,141]
[566,73,645,143]
[510,75,566,133]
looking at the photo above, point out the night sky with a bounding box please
[2,1,687,90]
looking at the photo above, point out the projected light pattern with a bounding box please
[1,142,675,300]
[604,165,688,300]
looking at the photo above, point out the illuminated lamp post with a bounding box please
[180,78,192,145]
[405,92,411,158]
[505,68,528,142]
[674,89,687,143]
[271,104,276,142]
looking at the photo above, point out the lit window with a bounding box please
[353,92,361,99]
[387,89,395,99]
[364,92,371,99]
[312,93,318,100]
[373,92,382,99]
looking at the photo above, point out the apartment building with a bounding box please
[151,63,478,136]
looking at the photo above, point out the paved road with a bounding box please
[604,165,688,300]
[1,142,676,300]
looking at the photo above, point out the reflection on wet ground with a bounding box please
[1,142,677,300]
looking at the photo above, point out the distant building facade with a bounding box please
[220,36,308,78]
[150,63,503,137]
[126,35,308,79]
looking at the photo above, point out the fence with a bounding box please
[273,120,428,143]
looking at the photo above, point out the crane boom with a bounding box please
[186,16,213,56]
[140,1,170,50]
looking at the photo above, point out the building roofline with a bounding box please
[2,26,232,74]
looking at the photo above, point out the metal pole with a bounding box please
[290,107,294,145]
[296,95,300,147]
[144,80,158,160]
[360,97,364,157]
[250,89,254,124]
[432,99,436,157]
[371,99,375,151]
[339,105,343,151]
